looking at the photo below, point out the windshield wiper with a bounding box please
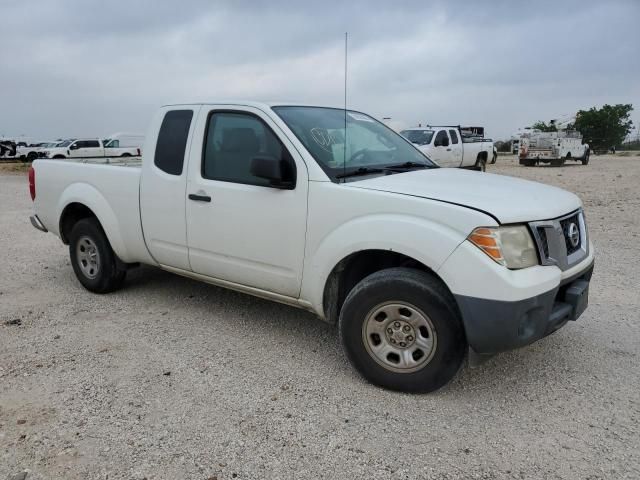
[383,161,434,170]
[335,167,386,179]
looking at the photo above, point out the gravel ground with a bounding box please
[1,155,639,479]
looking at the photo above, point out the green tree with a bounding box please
[573,104,634,151]
[531,120,558,132]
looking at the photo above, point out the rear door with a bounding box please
[448,129,463,166]
[185,105,308,297]
[140,107,199,270]
[69,140,102,158]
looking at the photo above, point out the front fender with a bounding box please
[301,213,468,316]
[57,183,132,262]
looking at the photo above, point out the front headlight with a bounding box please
[468,225,538,269]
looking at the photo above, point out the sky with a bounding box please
[1,0,639,142]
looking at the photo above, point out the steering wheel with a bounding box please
[348,148,368,164]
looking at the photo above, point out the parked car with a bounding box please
[15,142,58,162]
[28,102,594,393]
[400,126,494,171]
[43,138,140,159]
[0,140,17,158]
[102,133,144,155]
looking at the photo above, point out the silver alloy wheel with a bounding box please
[362,302,437,373]
[76,235,101,279]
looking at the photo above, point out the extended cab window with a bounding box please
[448,130,459,144]
[85,140,100,148]
[202,112,294,187]
[154,110,193,175]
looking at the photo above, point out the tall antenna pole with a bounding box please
[343,32,348,182]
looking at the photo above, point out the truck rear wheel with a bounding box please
[339,268,466,393]
[475,155,487,172]
[581,150,590,165]
[69,218,126,293]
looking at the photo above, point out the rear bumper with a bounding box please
[30,215,48,232]
[456,261,594,355]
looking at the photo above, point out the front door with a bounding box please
[186,106,308,298]
[429,130,455,166]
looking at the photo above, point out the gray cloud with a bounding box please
[1,0,639,141]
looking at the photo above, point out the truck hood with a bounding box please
[350,168,581,224]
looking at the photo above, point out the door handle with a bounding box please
[446,148,452,151]
[188,193,211,202]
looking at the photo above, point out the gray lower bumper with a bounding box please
[30,215,48,232]
[456,261,594,355]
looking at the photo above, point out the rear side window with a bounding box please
[154,110,193,175]
[448,130,459,144]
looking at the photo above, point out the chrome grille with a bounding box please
[529,209,588,271]
[559,214,580,255]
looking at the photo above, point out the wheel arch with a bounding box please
[321,249,458,325]
[57,183,131,261]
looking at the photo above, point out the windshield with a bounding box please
[57,140,73,147]
[272,106,435,181]
[400,129,434,146]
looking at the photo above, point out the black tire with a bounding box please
[521,159,536,167]
[339,268,466,393]
[26,152,38,162]
[581,150,590,165]
[490,151,497,164]
[120,153,131,157]
[551,158,565,167]
[53,155,66,159]
[68,218,126,293]
[475,155,487,172]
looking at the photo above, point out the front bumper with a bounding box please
[456,260,594,355]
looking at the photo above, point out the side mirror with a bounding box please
[70,143,79,150]
[250,156,294,189]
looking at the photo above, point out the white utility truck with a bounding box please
[44,138,140,159]
[519,130,590,167]
[400,126,494,170]
[28,102,594,393]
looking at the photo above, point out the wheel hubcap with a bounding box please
[76,236,100,279]
[362,302,437,373]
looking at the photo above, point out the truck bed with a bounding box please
[32,157,152,264]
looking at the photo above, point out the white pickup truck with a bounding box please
[28,102,594,393]
[400,126,494,170]
[43,138,140,159]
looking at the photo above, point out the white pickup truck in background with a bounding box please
[43,138,141,159]
[28,102,594,393]
[400,126,494,170]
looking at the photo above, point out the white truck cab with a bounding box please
[28,102,594,393]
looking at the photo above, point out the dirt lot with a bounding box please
[1,155,639,479]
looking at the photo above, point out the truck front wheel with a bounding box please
[69,218,126,293]
[339,268,466,393]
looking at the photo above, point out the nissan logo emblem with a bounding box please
[568,223,580,248]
